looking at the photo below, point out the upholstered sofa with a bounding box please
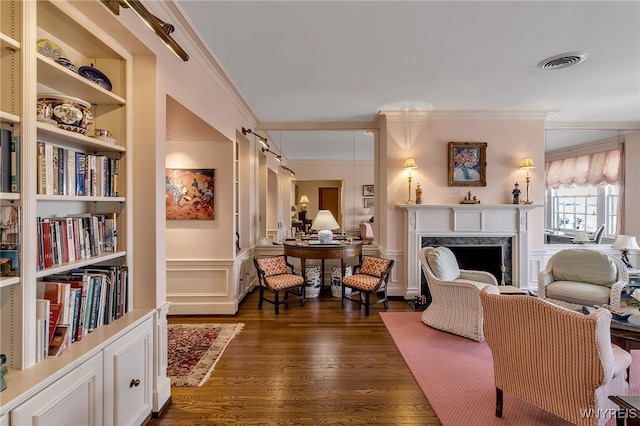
[538,249,628,310]
[419,246,499,341]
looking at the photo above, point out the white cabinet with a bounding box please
[103,317,153,426]
[7,312,153,426]
[11,353,104,426]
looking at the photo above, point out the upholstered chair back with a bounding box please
[255,256,289,276]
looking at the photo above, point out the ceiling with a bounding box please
[173,1,639,158]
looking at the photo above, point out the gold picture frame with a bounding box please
[447,142,487,187]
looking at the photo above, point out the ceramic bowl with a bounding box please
[36,100,57,126]
[37,93,94,135]
[54,57,76,73]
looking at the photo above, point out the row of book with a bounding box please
[0,128,20,193]
[35,265,129,360]
[37,213,117,271]
[37,141,119,197]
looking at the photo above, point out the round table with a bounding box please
[283,240,363,289]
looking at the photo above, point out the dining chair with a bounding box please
[341,256,394,315]
[254,255,305,315]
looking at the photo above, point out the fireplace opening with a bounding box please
[447,245,504,285]
[420,236,513,300]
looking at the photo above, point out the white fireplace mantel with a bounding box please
[398,204,542,297]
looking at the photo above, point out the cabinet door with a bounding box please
[11,353,103,425]
[103,318,153,426]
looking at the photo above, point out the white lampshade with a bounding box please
[612,235,640,250]
[311,210,340,244]
[573,230,591,244]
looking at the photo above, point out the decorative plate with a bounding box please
[78,66,112,91]
[37,39,66,61]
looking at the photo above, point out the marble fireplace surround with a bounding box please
[399,204,539,298]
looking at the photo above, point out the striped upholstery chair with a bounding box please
[341,256,394,316]
[480,288,631,426]
[254,255,305,315]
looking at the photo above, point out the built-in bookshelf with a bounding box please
[0,1,154,423]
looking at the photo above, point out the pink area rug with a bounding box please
[381,311,640,426]
[167,323,243,387]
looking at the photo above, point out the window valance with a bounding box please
[545,148,620,188]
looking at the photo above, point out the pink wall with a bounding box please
[378,111,547,252]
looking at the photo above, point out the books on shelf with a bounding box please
[36,213,118,270]
[0,205,20,277]
[38,266,129,343]
[48,325,70,357]
[36,140,119,197]
[0,129,20,194]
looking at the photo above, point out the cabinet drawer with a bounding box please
[103,318,153,426]
[11,353,103,426]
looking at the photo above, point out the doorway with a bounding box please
[319,187,340,230]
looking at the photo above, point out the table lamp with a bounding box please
[612,235,640,269]
[311,210,340,244]
[572,230,591,244]
[299,195,309,211]
[519,157,535,205]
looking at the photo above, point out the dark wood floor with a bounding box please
[148,287,440,425]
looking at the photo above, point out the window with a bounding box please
[546,184,618,236]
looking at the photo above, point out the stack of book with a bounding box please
[35,265,129,359]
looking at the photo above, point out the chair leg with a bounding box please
[495,388,503,418]
[258,288,265,309]
[341,284,345,308]
[382,288,388,309]
[364,292,370,316]
[274,291,280,315]
[284,290,290,300]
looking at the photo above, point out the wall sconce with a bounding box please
[242,127,269,149]
[519,157,535,205]
[612,235,640,269]
[261,147,282,162]
[404,158,417,204]
[101,0,189,61]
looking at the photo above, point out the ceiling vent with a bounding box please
[538,52,587,70]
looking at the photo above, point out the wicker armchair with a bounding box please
[254,255,305,315]
[418,246,499,341]
[538,249,628,310]
[480,289,631,426]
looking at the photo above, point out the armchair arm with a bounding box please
[537,270,554,299]
[459,270,497,286]
[608,280,627,309]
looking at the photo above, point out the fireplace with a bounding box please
[421,236,513,298]
[399,204,539,298]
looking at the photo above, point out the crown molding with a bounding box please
[544,121,640,130]
[258,121,376,131]
[377,110,550,121]
[151,1,259,126]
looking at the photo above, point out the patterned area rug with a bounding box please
[167,323,244,387]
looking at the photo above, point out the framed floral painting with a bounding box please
[447,142,487,187]
[166,168,215,219]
